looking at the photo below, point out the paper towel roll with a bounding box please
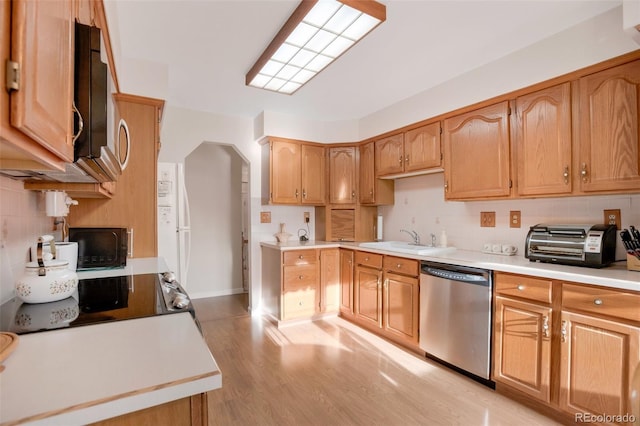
[376,215,383,241]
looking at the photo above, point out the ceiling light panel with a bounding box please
[246,0,386,95]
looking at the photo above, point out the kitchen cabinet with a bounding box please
[315,205,377,242]
[354,252,383,329]
[89,394,207,426]
[320,248,340,313]
[358,141,394,205]
[443,101,511,200]
[375,123,442,177]
[352,251,419,348]
[339,249,355,318]
[492,273,553,404]
[68,94,164,258]
[382,256,419,345]
[514,83,572,197]
[0,0,75,171]
[492,272,640,423]
[559,284,640,420]
[328,146,357,204]
[263,139,326,205]
[577,59,640,193]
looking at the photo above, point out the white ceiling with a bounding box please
[104,0,621,122]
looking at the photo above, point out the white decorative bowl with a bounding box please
[16,260,78,304]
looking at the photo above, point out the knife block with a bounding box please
[627,254,640,272]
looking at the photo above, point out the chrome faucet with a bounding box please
[400,229,420,245]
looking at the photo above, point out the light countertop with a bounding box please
[261,240,639,292]
[0,258,221,426]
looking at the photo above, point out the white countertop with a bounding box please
[0,258,221,426]
[261,240,640,292]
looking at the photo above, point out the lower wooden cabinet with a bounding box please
[350,251,419,348]
[89,393,208,426]
[493,272,640,424]
[339,249,355,317]
[261,246,340,322]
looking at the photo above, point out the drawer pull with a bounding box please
[517,284,525,291]
[298,275,304,280]
[542,316,549,338]
[365,257,369,261]
[593,298,603,306]
[396,263,402,269]
[299,255,304,259]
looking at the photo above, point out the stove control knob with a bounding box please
[173,293,189,309]
[162,272,177,282]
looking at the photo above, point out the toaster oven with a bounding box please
[525,224,617,268]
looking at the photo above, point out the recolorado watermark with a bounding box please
[575,413,636,423]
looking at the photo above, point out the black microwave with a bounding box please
[69,228,128,269]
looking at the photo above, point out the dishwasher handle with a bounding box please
[422,266,490,286]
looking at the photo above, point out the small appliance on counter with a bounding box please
[621,225,640,271]
[525,224,616,268]
[68,227,128,269]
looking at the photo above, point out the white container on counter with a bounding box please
[30,242,78,271]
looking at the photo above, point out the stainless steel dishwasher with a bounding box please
[419,261,493,383]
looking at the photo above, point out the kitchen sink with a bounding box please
[358,241,456,256]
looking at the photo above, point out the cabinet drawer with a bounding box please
[562,284,640,323]
[383,256,419,277]
[495,273,552,304]
[283,279,317,320]
[283,249,318,266]
[283,264,318,289]
[355,251,383,269]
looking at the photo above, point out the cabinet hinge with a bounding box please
[5,60,20,91]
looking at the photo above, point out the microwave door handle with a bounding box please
[127,228,134,258]
[118,119,131,171]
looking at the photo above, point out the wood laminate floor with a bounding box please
[193,294,561,426]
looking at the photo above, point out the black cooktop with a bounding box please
[0,273,189,335]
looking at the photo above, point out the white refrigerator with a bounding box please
[157,162,191,287]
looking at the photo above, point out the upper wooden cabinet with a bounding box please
[263,138,326,205]
[358,141,393,205]
[578,59,640,193]
[0,0,75,171]
[514,83,572,197]
[443,101,511,200]
[375,122,442,177]
[328,146,356,204]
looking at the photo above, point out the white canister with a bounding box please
[16,260,78,304]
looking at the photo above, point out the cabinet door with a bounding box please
[320,248,340,313]
[354,265,382,329]
[493,296,552,404]
[579,60,640,193]
[329,147,356,204]
[339,249,354,316]
[375,134,404,176]
[443,101,511,200]
[560,311,640,419]
[271,140,301,204]
[301,144,325,205]
[359,142,376,204]
[515,83,572,196]
[8,0,74,162]
[404,122,441,172]
[383,272,419,344]
[329,209,355,241]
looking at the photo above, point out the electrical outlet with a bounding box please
[603,209,621,230]
[510,211,521,228]
[260,211,271,224]
[304,212,310,223]
[480,211,496,227]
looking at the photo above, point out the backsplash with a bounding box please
[0,176,62,303]
[379,173,640,261]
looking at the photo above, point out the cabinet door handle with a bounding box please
[383,278,388,289]
[580,163,589,183]
[444,181,448,192]
[398,156,403,165]
[405,155,409,164]
[563,166,570,185]
[72,101,84,145]
[542,316,549,338]
[351,190,355,199]
[561,320,568,343]
[302,189,307,199]
[295,189,299,199]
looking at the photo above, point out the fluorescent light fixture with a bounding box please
[246,0,386,95]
